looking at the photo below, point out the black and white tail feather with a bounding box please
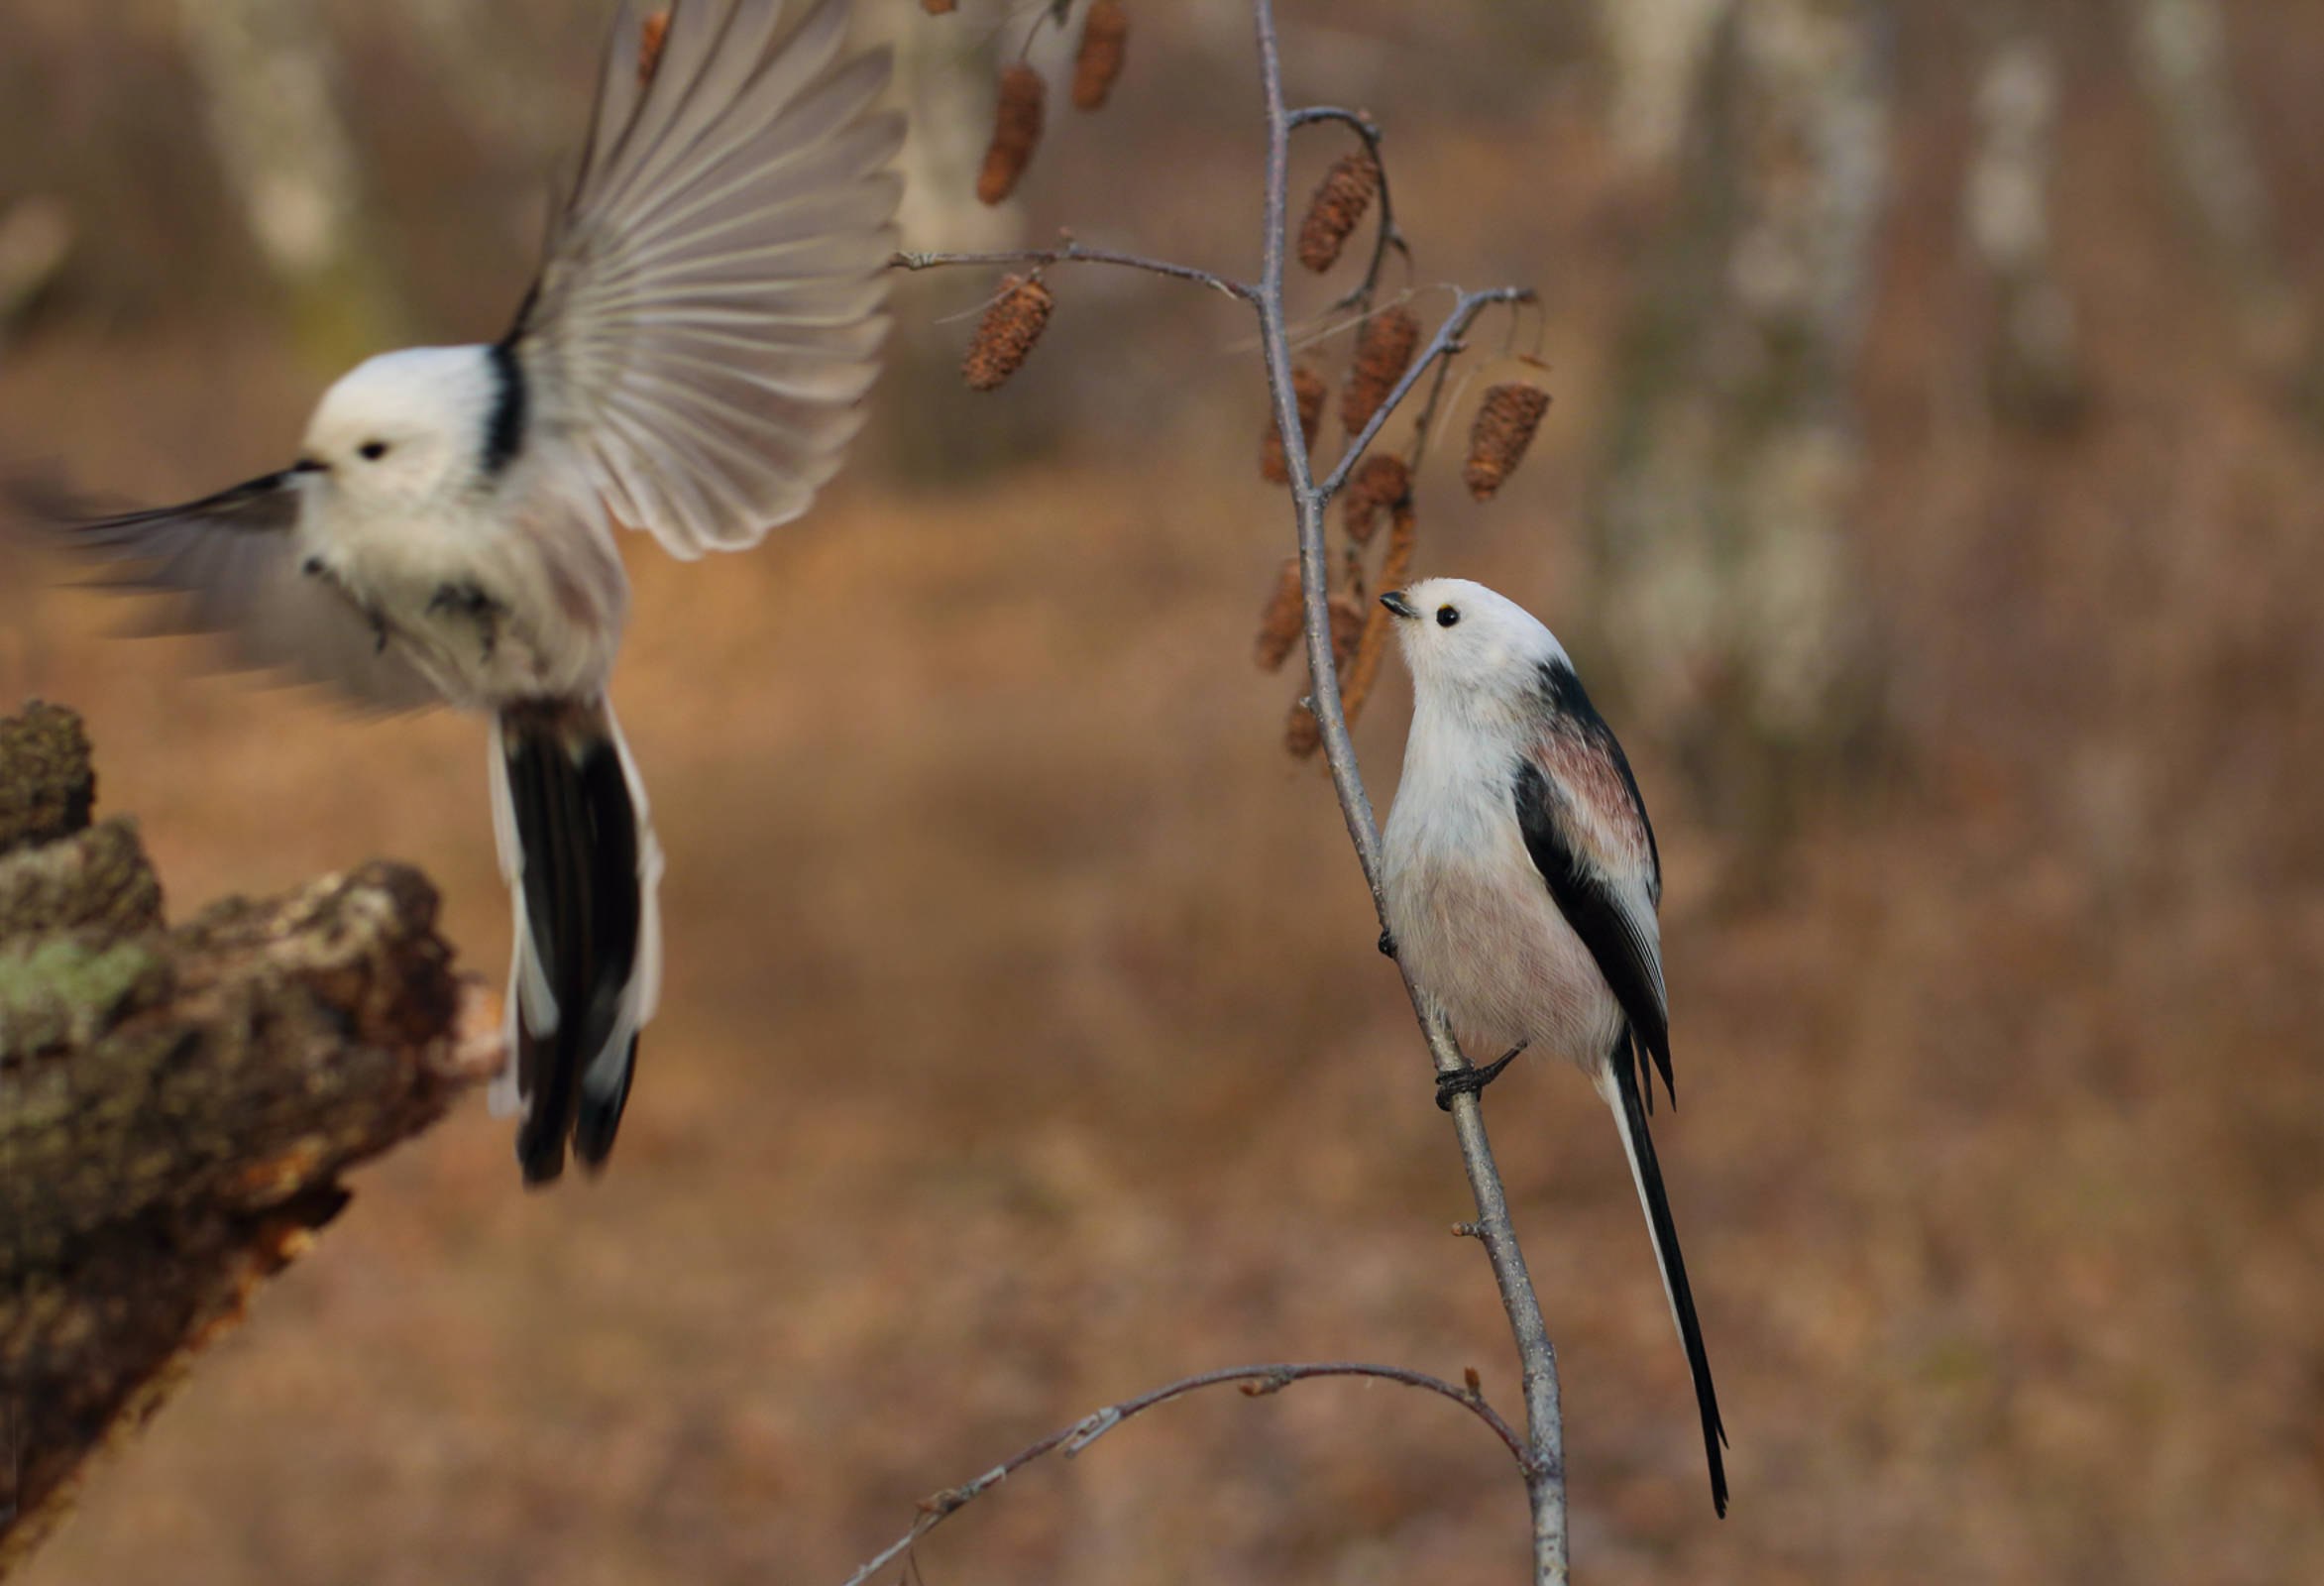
[489,699,664,1185]
[1598,1035,1728,1517]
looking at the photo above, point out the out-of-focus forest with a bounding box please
[3,0,2320,1582]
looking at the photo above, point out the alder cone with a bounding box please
[1341,452,1409,545]
[978,63,1046,205]
[1296,153,1380,274]
[1341,500,1417,726]
[1463,384,1552,501]
[1279,595,1367,759]
[1072,1,1130,111]
[963,276,1054,392]
[1342,306,1420,435]
[1260,366,1328,485]
[1253,559,1304,671]
[1284,699,1323,759]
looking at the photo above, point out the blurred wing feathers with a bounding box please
[11,473,435,711]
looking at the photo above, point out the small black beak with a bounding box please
[1380,590,1418,620]
[289,456,329,475]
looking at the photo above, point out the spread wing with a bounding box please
[12,473,436,712]
[505,0,904,560]
[1511,659,1672,1105]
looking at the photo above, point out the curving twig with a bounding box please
[838,1362,1531,1586]
[1286,105,1410,310]
[884,3,1565,1580]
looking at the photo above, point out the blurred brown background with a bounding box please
[4,1,2321,1582]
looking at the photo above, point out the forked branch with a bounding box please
[884,2,1565,1580]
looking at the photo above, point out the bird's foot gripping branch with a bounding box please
[0,702,499,1577]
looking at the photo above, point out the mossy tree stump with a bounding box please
[0,702,497,1576]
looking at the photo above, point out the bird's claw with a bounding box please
[1434,1041,1529,1111]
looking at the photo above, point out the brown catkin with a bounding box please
[1463,383,1552,501]
[1339,500,1418,726]
[1296,153,1381,274]
[978,63,1046,205]
[1341,305,1420,434]
[1284,700,1323,758]
[1259,365,1328,485]
[1072,0,1130,110]
[963,275,1053,391]
[638,11,671,85]
[1341,451,1410,545]
[1282,591,1369,759]
[1253,559,1304,671]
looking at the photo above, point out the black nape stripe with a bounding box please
[1536,657,1593,720]
[483,339,529,477]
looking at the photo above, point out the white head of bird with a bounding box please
[297,346,499,512]
[1381,577,1571,706]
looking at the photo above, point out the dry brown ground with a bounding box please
[5,4,2322,1584]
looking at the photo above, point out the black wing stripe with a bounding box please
[1512,756,1676,1107]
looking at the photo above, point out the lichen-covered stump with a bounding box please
[0,702,498,1575]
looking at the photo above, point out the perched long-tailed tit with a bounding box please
[14,0,903,1186]
[1378,577,1728,1516]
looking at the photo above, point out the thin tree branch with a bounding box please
[890,243,1254,302]
[1314,285,1535,503]
[1251,2,1569,1579]
[837,1361,1531,1586]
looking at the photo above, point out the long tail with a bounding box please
[487,697,663,1186]
[1600,1037,1729,1517]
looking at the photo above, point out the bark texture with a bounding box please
[1590,0,1893,840]
[0,702,496,1577]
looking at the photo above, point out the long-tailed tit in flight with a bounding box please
[13,0,903,1186]
[1379,577,1728,1516]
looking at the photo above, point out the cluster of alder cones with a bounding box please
[933,3,1550,759]
[931,0,1126,394]
[1254,156,1551,756]
[1252,374,1551,756]
[925,0,1128,207]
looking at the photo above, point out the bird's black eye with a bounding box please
[359,441,389,461]
[1436,605,1461,628]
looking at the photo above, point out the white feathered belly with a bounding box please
[316,506,624,708]
[1383,812,1626,1071]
